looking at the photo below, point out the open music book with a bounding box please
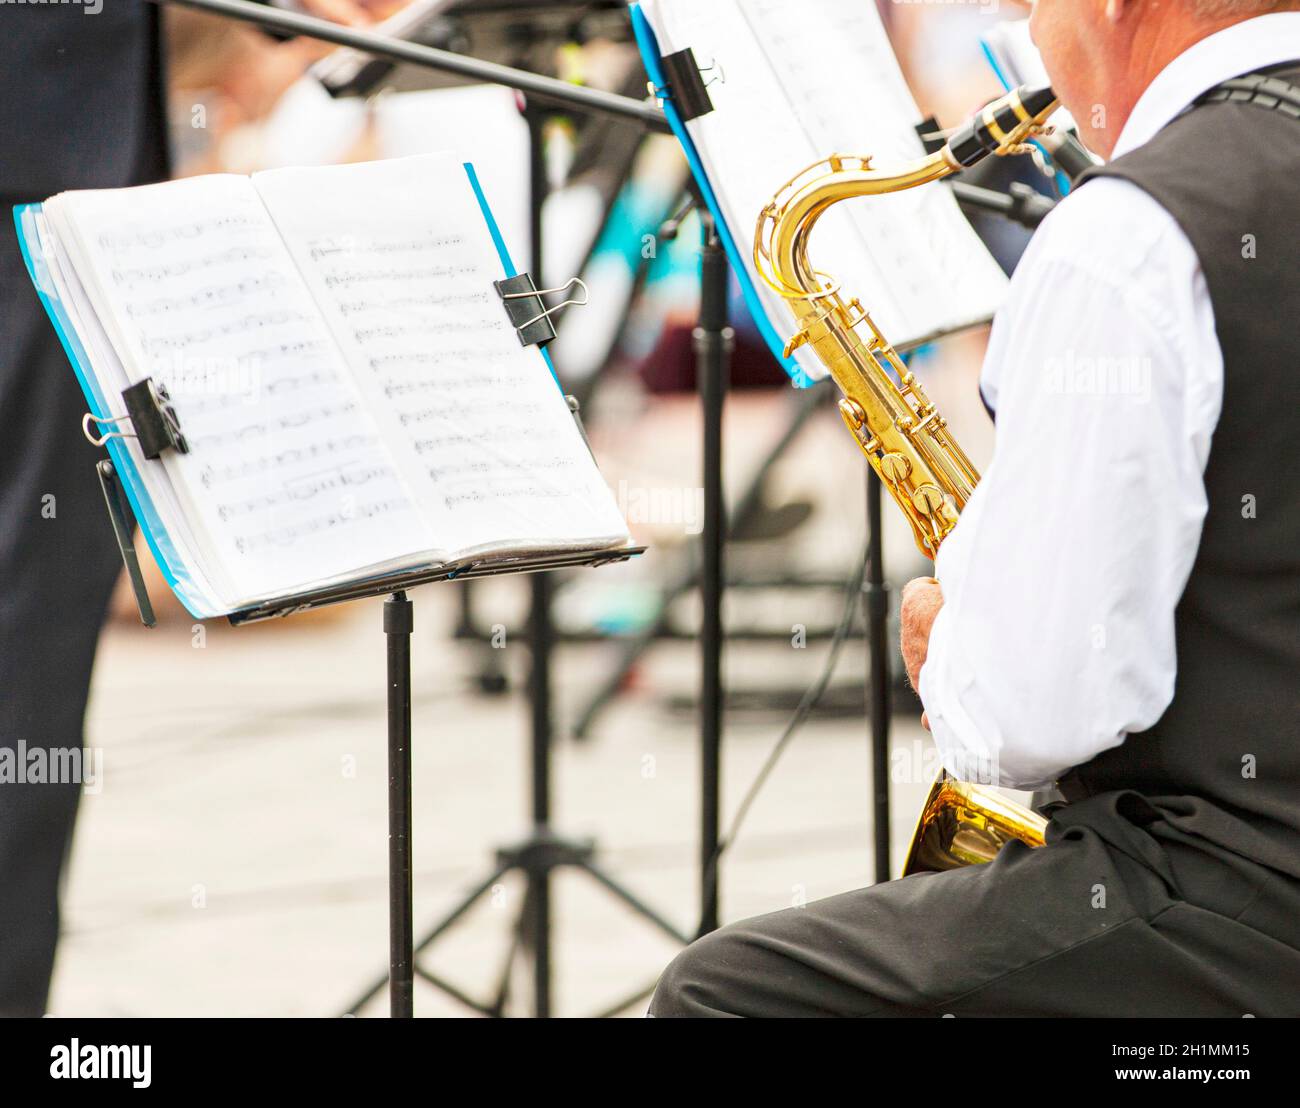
[15,153,631,619]
[632,0,1011,386]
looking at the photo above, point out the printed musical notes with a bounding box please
[51,174,430,599]
[253,153,628,552]
[642,0,1009,365]
[42,155,627,611]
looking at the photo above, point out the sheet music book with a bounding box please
[15,153,631,619]
[632,0,1011,386]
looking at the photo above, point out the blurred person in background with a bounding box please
[0,0,371,1018]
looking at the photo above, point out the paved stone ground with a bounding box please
[49,371,999,1018]
[50,586,935,1018]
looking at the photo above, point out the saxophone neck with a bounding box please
[755,83,1060,300]
[757,150,955,299]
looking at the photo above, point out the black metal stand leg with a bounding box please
[385,591,415,1018]
[526,572,555,1018]
[864,476,891,883]
[695,215,731,935]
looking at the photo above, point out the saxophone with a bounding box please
[754,85,1059,876]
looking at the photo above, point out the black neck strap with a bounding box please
[1189,62,1300,118]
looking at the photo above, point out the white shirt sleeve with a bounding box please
[918,178,1224,790]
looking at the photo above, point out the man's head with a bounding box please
[1027,0,1300,157]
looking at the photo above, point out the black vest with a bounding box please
[1059,65,1300,858]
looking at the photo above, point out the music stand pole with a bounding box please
[864,479,891,883]
[695,213,731,935]
[385,592,416,1017]
[523,104,556,1019]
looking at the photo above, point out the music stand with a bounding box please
[341,99,696,1019]
[92,293,650,1022]
[147,0,711,1017]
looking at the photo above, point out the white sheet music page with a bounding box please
[252,153,630,557]
[47,175,431,605]
[642,0,1009,380]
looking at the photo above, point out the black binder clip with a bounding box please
[495,274,589,348]
[81,377,189,461]
[651,48,720,122]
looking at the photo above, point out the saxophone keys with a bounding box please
[912,484,949,519]
[783,330,811,358]
[879,452,912,484]
[838,397,866,430]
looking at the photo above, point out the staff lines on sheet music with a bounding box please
[337,290,492,317]
[97,212,261,252]
[384,374,514,399]
[368,350,485,370]
[188,400,361,448]
[352,319,501,344]
[429,455,579,482]
[169,368,343,420]
[232,497,414,554]
[411,427,557,454]
[397,398,544,425]
[198,433,382,488]
[139,310,318,357]
[216,462,394,521]
[443,485,573,509]
[306,232,463,262]
[414,426,566,455]
[110,246,275,289]
[124,272,291,320]
[322,264,479,290]
[240,338,332,361]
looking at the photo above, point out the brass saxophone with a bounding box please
[754,85,1060,876]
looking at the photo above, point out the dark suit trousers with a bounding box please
[0,208,123,1015]
[650,792,1300,1017]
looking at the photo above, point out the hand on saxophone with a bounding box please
[900,577,944,731]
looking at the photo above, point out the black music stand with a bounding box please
[142,0,703,1019]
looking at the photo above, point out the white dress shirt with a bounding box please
[918,14,1300,790]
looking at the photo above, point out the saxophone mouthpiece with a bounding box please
[944,84,1059,168]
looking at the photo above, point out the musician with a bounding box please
[0,0,369,1018]
[651,0,1300,1016]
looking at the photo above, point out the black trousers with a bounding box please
[0,210,123,1016]
[650,792,1300,1017]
